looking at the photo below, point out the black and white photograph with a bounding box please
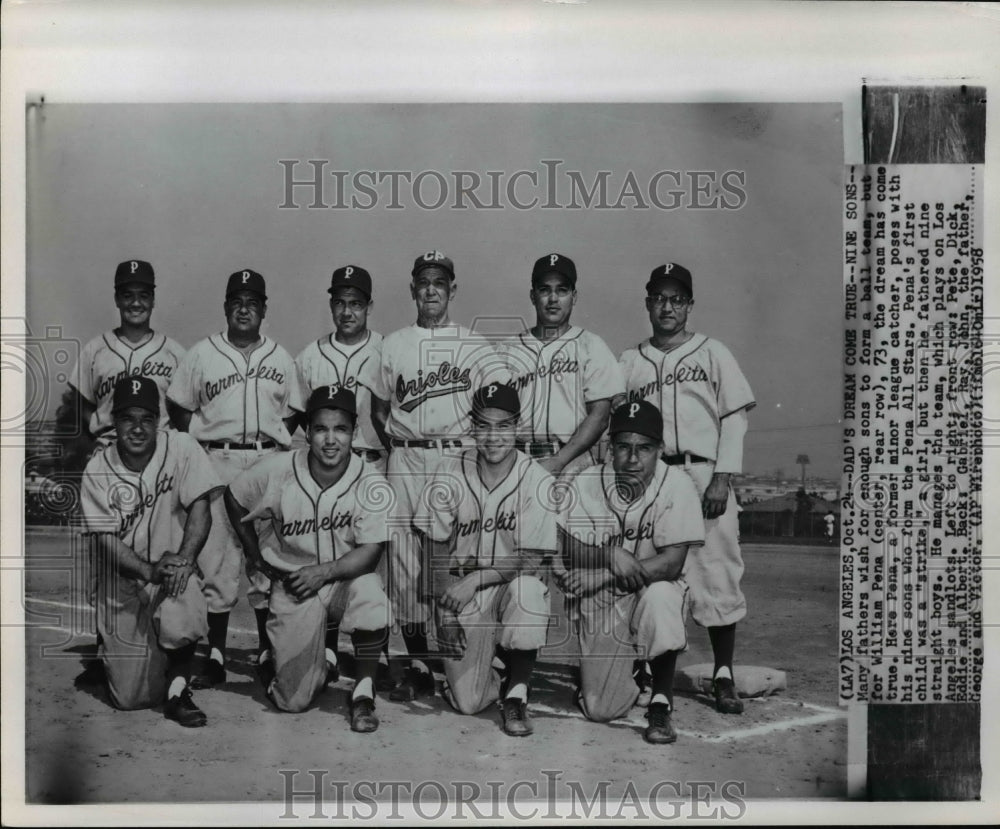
[2,1,997,825]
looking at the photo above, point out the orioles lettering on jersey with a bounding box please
[395,362,472,413]
[625,364,711,403]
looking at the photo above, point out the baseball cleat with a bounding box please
[190,658,226,689]
[164,688,207,728]
[643,702,677,744]
[501,697,534,737]
[350,696,380,733]
[712,677,744,714]
[389,667,435,702]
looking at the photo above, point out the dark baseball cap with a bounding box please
[531,253,577,287]
[646,263,693,298]
[114,260,155,289]
[226,269,268,301]
[306,385,357,419]
[411,250,455,279]
[111,376,160,415]
[328,265,372,300]
[471,383,520,418]
[610,400,663,442]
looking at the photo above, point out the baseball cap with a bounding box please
[411,250,455,279]
[226,269,268,301]
[609,400,663,443]
[646,263,693,298]
[305,385,357,419]
[328,265,372,300]
[531,253,577,287]
[471,383,520,418]
[111,376,160,415]
[114,260,155,289]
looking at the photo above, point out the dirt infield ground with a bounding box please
[21,529,845,806]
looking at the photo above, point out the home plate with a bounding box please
[675,663,787,697]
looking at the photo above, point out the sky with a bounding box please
[26,102,843,477]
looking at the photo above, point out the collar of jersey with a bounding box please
[600,458,667,514]
[461,447,526,496]
[293,447,362,501]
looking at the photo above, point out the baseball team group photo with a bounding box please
[19,102,847,804]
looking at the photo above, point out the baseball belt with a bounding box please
[661,452,712,466]
[352,448,384,462]
[202,440,277,451]
[389,438,464,449]
[515,440,563,459]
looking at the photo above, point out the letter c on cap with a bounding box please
[628,403,640,419]
[549,254,559,267]
[345,266,354,278]
[486,384,497,399]
[242,271,251,284]
[132,380,142,396]
[130,261,139,274]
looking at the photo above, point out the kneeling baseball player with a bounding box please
[414,383,557,737]
[224,386,393,731]
[558,400,704,744]
[79,377,221,727]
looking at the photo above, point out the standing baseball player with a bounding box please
[371,250,506,701]
[496,254,624,478]
[295,265,388,685]
[413,383,556,736]
[166,269,300,687]
[68,260,186,444]
[559,400,704,743]
[618,263,755,714]
[224,387,392,730]
[79,377,221,726]
[66,259,186,689]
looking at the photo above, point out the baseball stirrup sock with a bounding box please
[206,611,230,663]
[649,650,678,707]
[254,607,271,654]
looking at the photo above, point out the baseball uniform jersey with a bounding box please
[619,333,755,628]
[227,450,394,712]
[373,322,508,626]
[295,330,384,452]
[561,459,704,722]
[79,431,221,709]
[496,325,624,446]
[167,331,300,611]
[71,331,186,437]
[414,449,556,714]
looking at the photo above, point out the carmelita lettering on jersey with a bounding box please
[95,361,176,401]
[281,511,355,538]
[626,364,710,402]
[118,474,176,534]
[395,362,472,413]
[204,365,286,403]
[457,511,517,537]
[606,521,654,548]
[509,354,580,392]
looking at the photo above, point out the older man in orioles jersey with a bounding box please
[559,400,704,744]
[413,383,556,736]
[371,250,507,702]
[224,386,392,731]
[79,377,222,726]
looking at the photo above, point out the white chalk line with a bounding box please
[23,597,845,742]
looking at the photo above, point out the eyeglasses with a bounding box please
[647,295,690,310]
